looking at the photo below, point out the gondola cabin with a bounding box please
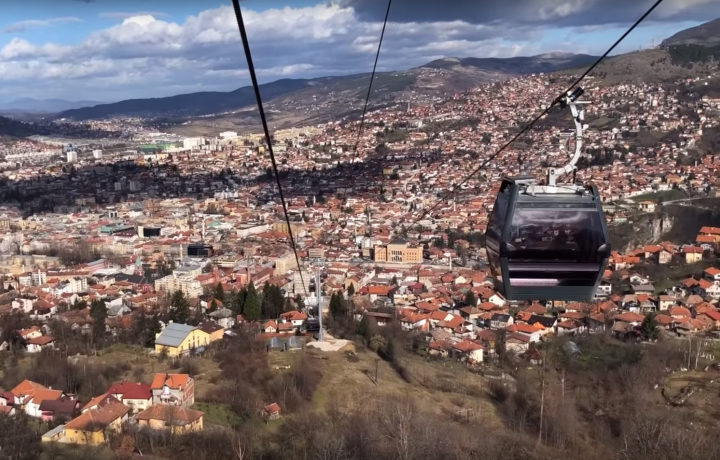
[485,176,610,301]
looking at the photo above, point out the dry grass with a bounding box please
[306,346,502,427]
[87,344,222,400]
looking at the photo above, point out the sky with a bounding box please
[0,0,719,103]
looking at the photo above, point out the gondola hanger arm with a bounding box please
[547,88,590,186]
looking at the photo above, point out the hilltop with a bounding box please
[662,18,720,47]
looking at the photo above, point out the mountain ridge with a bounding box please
[56,52,601,121]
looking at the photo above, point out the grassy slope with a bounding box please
[271,346,503,427]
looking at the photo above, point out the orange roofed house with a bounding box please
[150,373,194,407]
[11,380,63,418]
[63,401,129,445]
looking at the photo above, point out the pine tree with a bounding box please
[330,292,347,319]
[347,284,355,297]
[169,290,190,324]
[464,290,477,307]
[641,312,659,340]
[244,281,261,321]
[261,283,285,319]
[90,299,107,344]
[231,288,247,315]
[143,314,162,347]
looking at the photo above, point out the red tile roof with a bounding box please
[107,381,151,401]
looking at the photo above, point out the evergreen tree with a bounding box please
[138,314,162,348]
[90,299,107,344]
[169,290,190,324]
[641,312,659,340]
[294,294,305,310]
[231,288,247,315]
[347,284,355,297]
[261,283,285,319]
[330,292,347,319]
[357,315,371,340]
[464,290,477,307]
[188,303,204,326]
[244,281,261,321]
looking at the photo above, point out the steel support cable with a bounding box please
[410,0,664,227]
[231,0,308,295]
[352,0,392,161]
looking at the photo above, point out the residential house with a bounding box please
[280,310,308,328]
[198,322,225,343]
[154,323,210,357]
[557,320,586,335]
[658,248,673,264]
[684,246,703,264]
[704,267,720,282]
[428,340,452,358]
[400,312,430,332]
[106,381,152,413]
[136,404,204,434]
[150,373,195,407]
[19,326,42,341]
[81,394,121,413]
[38,397,81,423]
[451,340,484,364]
[595,280,612,299]
[527,315,557,335]
[26,335,55,353]
[659,295,677,311]
[505,332,531,353]
[262,402,281,421]
[11,380,63,418]
[263,320,278,334]
[208,307,236,329]
[506,323,542,343]
[490,313,513,330]
[63,402,129,445]
[475,329,498,356]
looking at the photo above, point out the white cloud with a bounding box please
[0,2,710,101]
[3,16,82,33]
[99,11,170,20]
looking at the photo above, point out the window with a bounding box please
[508,206,605,262]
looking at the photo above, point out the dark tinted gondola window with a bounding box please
[488,186,511,239]
[508,206,604,261]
